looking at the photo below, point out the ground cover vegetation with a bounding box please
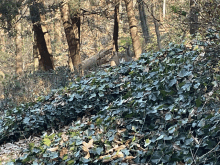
[1,31,220,164]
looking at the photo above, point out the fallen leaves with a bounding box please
[82,139,94,159]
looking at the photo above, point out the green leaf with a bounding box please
[196,98,202,107]
[165,113,172,121]
[151,151,163,164]
[43,138,51,146]
[95,147,103,155]
[145,139,151,147]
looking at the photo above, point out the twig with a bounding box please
[197,141,220,161]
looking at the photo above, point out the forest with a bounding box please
[0,0,220,164]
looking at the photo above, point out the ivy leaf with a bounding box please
[156,135,164,141]
[144,139,151,147]
[165,113,172,121]
[43,138,51,146]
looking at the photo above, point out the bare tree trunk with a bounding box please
[111,0,120,66]
[39,0,53,55]
[60,0,81,73]
[163,0,166,18]
[189,0,199,35]
[124,0,142,60]
[15,16,23,76]
[151,4,162,50]
[54,9,62,55]
[30,1,54,71]
[137,0,150,44]
[33,29,39,71]
[0,29,5,52]
[33,24,54,71]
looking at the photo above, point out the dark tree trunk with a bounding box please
[151,4,162,50]
[30,2,54,71]
[113,0,119,52]
[33,24,54,71]
[138,0,150,44]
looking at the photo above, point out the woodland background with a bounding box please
[0,0,220,164]
[0,0,217,108]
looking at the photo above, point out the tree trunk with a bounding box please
[124,0,142,60]
[137,0,150,44]
[54,9,62,55]
[33,29,39,71]
[163,0,166,18]
[0,29,5,52]
[151,4,162,50]
[30,1,54,71]
[111,0,120,66]
[39,0,53,55]
[60,0,81,73]
[15,16,23,76]
[33,24,54,71]
[189,0,199,35]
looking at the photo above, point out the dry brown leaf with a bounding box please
[61,133,68,142]
[106,145,118,154]
[47,146,59,152]
[60,147,68,158]
[125,139,132,147]
[112,151,124,159]
[84,152,90,159]
[123,156,135,160]
[60,140,64,145]
[82,139,94,159]
[117,128,127,133]
[82,139,94,152]
[113,139,123,145]
[115,145,126,151]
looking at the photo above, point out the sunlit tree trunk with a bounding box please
[60,0,81,73]
[39,0,53,55]
[124,0,142,60]
[33,28,39,71]
[163,0,166,18]
[54,9,62,55]
[138,0,150,44]
[0,29,5,52]
[15,16,23,76]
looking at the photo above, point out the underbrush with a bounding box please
[0,66,75,111]
[1,41,220,164]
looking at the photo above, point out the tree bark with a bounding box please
[111,0,120,66]
[137,0,150,44]
[30,1,54,71]
[82,48,113,71]
[151,4,162,50]
[33,26,39,71]
[54,9,62,55]
[124,0,142,60]
[39,0,53,55]
[163,0,166,18]
[0,29,5,52]
[113,0,119,52]
[15,16,23,76]
[189,0,199,35]
[60,0,81,73]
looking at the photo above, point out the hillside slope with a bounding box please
[1,43,220,164]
